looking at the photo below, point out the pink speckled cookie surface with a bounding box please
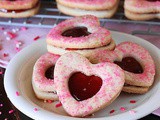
[47,15,111,49]
[125,0,160,13]
[54,52,125,117]
[0,0,39,10]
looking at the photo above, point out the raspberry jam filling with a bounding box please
[62,26,91,37]
[68,72,102,101]
[114,57,143,74]
[45,66,55,79]
[65,41,111,50]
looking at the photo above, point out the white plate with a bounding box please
[4,31,160,120]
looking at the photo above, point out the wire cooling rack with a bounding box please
[0,0,160,36]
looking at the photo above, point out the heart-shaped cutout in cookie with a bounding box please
[54,52,125,117]
[62,26,91,37]
[114,57,143,74]
[68,72,102,101]
[45,66,55,79]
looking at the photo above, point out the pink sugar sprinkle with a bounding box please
[0,71,3,75]
[9,110,14,114]
[129,110,136,115]
[3,53,8,57]
[120,107,126,112]
[21,27,27,31]
[0,104,3,107]
[55,102,62,108]
[34,108,38,111]
[46,100,53,103]
[109,109,115,114]
[0,111,2,115]
[16,91,20,96]
[130,100,136,104]
[0,27,5,30]
[33,36,40,41]
[7,32,17,39]
[15,47,21,52]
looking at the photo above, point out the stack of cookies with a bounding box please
[56,0,120,18]
[32,15,155,117]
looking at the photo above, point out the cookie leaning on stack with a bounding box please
[0,0,40,18]
[56,0,119,18]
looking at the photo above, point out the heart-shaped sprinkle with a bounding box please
[68,72,102,101]
[114,57,143,74]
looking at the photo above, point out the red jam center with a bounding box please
[45,66,55,79]
[62,26,91,37]
[68,72,102,101]
[114,57,143,74]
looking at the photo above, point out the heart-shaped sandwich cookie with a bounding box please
[90,42,155,94]
[0,0,40,18]
[54,52,125,117]
[46,15,115,59]
[124,0,160,20]
[56,0,119,18]
[32,53,60,100]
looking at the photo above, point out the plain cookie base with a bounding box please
[123,85,149,94]
[125,9,160,21]
[47,39,115,58]
[0,2,40,18]
[32,82,59,100]
[57,3,118,18]
[56,0,119,10]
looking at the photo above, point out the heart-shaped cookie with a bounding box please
[32,52,60,100]
[90,41,155,94]
[47,15,111,49]
[54,52,125,117]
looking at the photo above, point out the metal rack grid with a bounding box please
[0,0,160,36]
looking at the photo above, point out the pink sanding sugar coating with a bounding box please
[54,52,125,117]
[135,0,160,8]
